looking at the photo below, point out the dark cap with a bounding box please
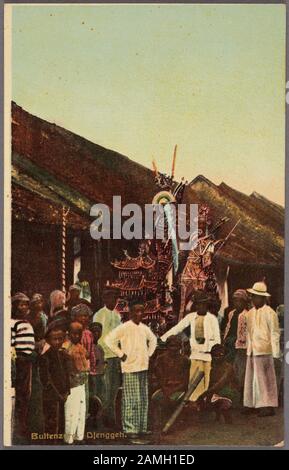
[12,292,30,303]
[193,290,210,304]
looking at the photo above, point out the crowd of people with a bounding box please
[11,281,284,445]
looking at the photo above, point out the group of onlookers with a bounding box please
[11,280,283,445]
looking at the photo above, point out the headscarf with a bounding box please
[71,303,93,320]
[30,293,44,306]
[68,284,81,293]
[233,289,249,302]
[45,317,67,338]
[11,292,30,303]
[50,290,66,317]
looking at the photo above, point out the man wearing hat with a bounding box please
[161,290,221,402]
[244,282,280,417]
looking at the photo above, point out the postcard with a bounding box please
[3,2,286,449]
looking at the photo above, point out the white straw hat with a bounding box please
[247,282,271,297]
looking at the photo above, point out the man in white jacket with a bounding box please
[105,302,157,440]
[161,290,221,401]
[244,282,280,417]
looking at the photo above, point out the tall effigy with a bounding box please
[179,206,226,319]
[110,146,186,323]
[110,146,237,325]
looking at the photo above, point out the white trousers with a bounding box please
[64,384,86,444]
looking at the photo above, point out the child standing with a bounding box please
[89,322,106,402]
[39,322,70,438]
[71,304,95,418]
[71,304,94,364]
[63,322,89,444]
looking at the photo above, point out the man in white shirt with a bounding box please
[93,289,121,426]
[244,282,280,417]
[161,290,221,401]
[105,303,157,440]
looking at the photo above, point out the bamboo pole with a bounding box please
[162,370,204,433]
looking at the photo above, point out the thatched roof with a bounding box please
[12,102,156,218]
[12,102,284,267]
[184,175,284,267]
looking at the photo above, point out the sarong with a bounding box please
[122,370,148,434]
[243,355,278,408]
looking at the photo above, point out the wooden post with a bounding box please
[61,206,70,298]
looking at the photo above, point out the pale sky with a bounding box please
[11,4,286,205]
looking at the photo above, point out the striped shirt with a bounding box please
[11,318,35,356]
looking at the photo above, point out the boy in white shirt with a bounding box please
[105,303,157,440]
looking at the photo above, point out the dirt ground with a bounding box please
[85,407,284,448]
[157,408,284,447]
[25,404,283,447]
